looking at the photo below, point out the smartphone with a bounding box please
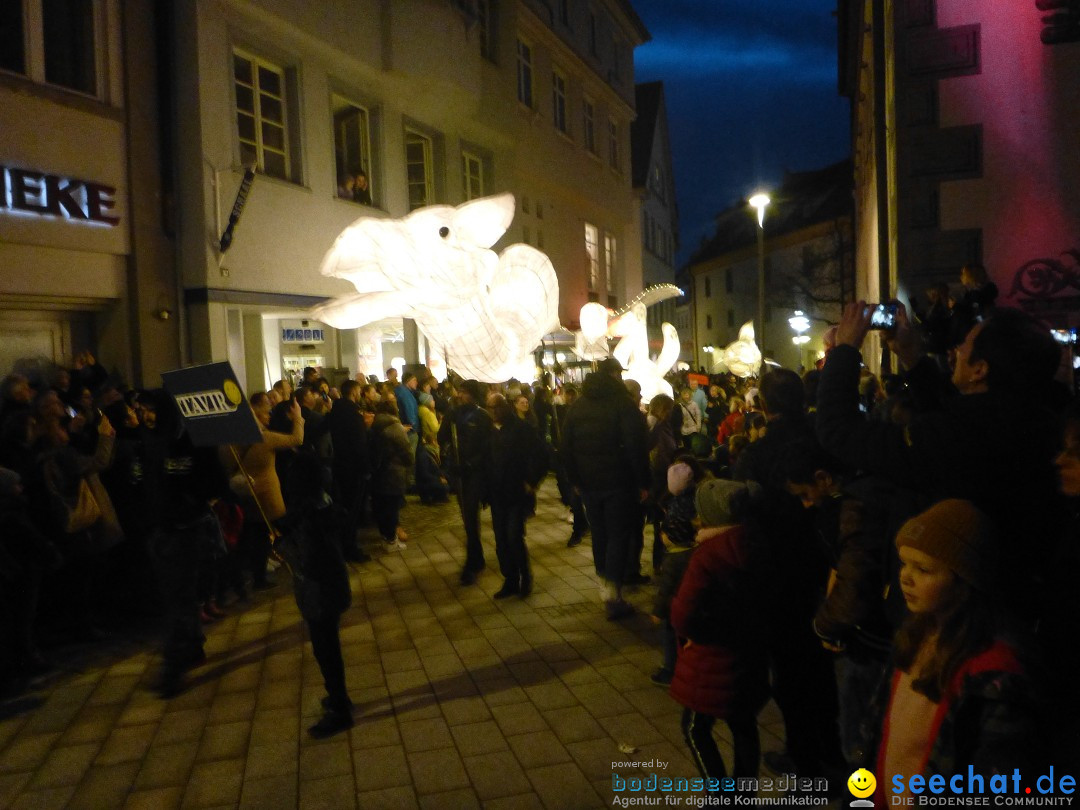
[65,405,77,418]
[868,303,898,330]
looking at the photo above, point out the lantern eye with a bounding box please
[439,226,450,239]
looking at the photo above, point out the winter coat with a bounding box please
[488,416,547,506]
[326,397,368,479]
[647,419,678,500]
[394,383,420,434]
[438,402,493,488]
[816,344,1064,619]
[415,444,449,501]
[226,419,303,521]
[810,492,892,659]
[870,639,1037,797]
[560,372,649,495]
[669,524,769,718]
[369,413,413,495]
[275,494,351,622]
[678,401,703,436]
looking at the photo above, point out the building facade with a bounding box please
[629,81,683,360]
[170,0,649,392]
[839,0,1080,370]
[688,162,854,373]
[0,1,177,386]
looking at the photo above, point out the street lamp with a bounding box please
[749,192,770,355]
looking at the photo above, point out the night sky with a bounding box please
[631,1,852,268]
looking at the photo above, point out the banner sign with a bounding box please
[218,166,256,253]
[687,373,709,387]
[161,361,263,447]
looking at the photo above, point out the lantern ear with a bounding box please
[451,193,516,248]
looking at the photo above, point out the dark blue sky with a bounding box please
[631,1,851,268]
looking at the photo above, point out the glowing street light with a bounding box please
[748,193,770,353]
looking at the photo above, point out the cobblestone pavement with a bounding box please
[0,481,790,810]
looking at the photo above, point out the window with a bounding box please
[477,0,496,61]
[333,95,374,204]
[522,225,530,244]
[521,194,530,214]
[706,315,713,330]
[704,277,712,298]
[727,310,735,327]
[536,229,544,249]
[516,38,533,108]
[558,0,570,26]
[552,68,568,134]
[607,118,619,171]
[234,50,291,180]
[585,223,600,291]
[536,202,543,219]
[462,151,484,200]
[588,13,598,56]
[725,269,733,293]
[404,129,433,211]
[583,99,596,154]
[604,233,616,294]
[650,165,665,203]
[1,0,99,97]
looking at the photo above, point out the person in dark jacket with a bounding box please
[325,380,369,562]
[647,394,678,572]
[560,358,649,620]
[438,380,493,585]
[277,452,354,738]
[816,303,1065,622]
[368,398,413,551]
[142,391,227,698]
[487,395,547,598]
[733,369,846,779]
[781,439,892,768]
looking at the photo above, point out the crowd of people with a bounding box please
[2,292,1079,787]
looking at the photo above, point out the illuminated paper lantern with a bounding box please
[312,193,560,383]
[722,321,762,378]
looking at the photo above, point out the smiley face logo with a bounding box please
[223,380,243,406]
[848,769,877,799]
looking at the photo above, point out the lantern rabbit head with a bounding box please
[312,193,560,382]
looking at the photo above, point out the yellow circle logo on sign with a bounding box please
[223,380,243,406]
[848,769,877,799]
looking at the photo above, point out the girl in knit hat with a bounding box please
[669,477,769,789]
[875,499,1036,802]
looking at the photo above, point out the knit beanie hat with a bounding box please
[667,462,695,496]
[895,499,996,590]
[695,478,759,528]
[418,392,434,407]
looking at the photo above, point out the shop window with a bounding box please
[332,95,375,204]
[405,129,434,211]
[234,49,293,181]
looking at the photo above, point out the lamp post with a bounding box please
[749,193,770,356]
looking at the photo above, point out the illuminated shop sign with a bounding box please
[283,328,324,343]
[0,166,121,226]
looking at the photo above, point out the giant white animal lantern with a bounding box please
[722,321,762,378]
[576,285,683,401]
[312,193,560,383]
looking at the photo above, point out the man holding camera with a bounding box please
[815,300,1064,618]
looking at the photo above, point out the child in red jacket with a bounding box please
[670,478,769,787]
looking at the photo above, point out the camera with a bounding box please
[867,302,898,330]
